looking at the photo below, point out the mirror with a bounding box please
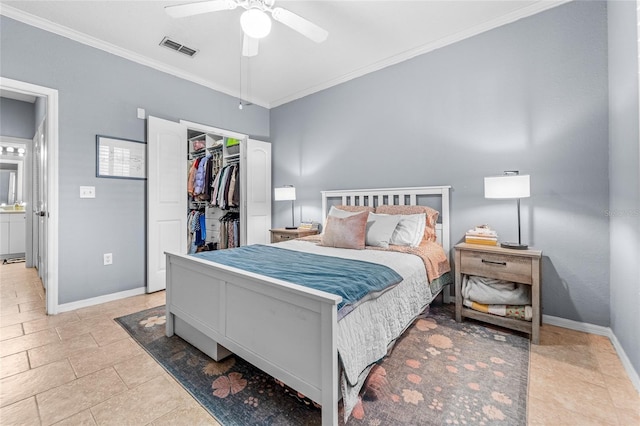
[0,160,23,207]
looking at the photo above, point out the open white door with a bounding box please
[34,122,47,285]
[243,139,271,246]
[147,116,187,292]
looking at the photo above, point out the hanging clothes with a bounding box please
[219,211,240,249]
[187,210,206,254]
[210,164,240,210]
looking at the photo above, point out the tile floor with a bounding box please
[1,263,639,425]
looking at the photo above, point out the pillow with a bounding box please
[327,205,363,218]
[320,211,368,250]
[389,213,426,247]
[335,205,375,214]
[375,205,439,242]
[366,213,401,248]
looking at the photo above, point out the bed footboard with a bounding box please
[165,252,342,426]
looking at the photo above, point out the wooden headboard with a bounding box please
[320,186,451,261]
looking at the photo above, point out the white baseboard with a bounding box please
[543,314,640,394]
[57,287,147,313]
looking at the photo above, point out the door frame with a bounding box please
[0,77,59,315]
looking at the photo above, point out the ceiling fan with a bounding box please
[165,0,328,57]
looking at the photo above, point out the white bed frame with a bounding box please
[165,186,451,426]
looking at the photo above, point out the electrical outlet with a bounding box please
[103,253,113,265]
[80,186,95,198]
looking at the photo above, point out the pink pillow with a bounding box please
[375,205,439,242]
[320,211,368,250]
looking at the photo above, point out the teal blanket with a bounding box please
[192,245,403,316]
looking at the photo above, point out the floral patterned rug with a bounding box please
[116,304,528,425]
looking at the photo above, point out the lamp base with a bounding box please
[285,226,297,230]
[500,242,528,250]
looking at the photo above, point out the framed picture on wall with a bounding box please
[96,135,146,180]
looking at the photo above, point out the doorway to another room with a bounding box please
[0,77,59,315]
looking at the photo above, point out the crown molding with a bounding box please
[2,1,571,110]
[0,5,270,109]
[270,0,572,108]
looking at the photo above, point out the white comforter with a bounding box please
[276,239,436,420]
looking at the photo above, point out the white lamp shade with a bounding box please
[274,186,296,201]
[240,9,272,39]
[484,175,530,199]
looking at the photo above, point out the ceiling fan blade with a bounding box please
[271,7,328,43]
[242,34,259,57]
[165,0,237,19]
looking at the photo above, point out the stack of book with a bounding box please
[465,225,498,245]
[298,221,320,231]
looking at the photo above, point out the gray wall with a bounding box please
[608,0,640,374]
[0,97,35,139]
[1,16,270,304]
[271,1,610,326]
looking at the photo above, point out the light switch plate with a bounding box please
[137,108,145,119]
[80,186,95,198]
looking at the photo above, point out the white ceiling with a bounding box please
[1,1,568,108]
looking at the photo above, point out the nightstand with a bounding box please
[454,242,542,344]
[270,228,319,243]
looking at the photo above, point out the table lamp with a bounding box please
[274,185,297,229]
[484,171,530,249]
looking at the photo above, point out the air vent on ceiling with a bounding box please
[159,37,199,57]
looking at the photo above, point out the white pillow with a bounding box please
[389,213,426,247]
[328,205,362,218]
[365,213,401,248]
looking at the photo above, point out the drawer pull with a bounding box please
[481,259,507,266]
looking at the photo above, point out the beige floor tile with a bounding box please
[145,292,166,309]
[617,406,640,425]
[14,287,44,300]
[528,395,618,425]
[68,338,143,377]
[56,317,115,341]
[0,309,47,328]
[585,333,617,354]
[19,299,45,313]
[28,333,98,369]
[0,323,23,341]
[0,328,60,358]
[597,349,631,380]
[75,296,148,321]
[37,367,127,426]
[1,305,20,316]
[113,353,165,389]
[52,409,96,426]
[0,359,76,408]
[529,364,618,425]
[0,288,17,298]
[1,293,43,311]
[149,402,219,426]
[90,321,130,346]
[0,396,40,426]
[90,375,184,425]
[603,373,640,413]
[0,351,30,379]
[22,311,81,335]
[529,349,606,387]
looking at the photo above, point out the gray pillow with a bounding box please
[366,213,402,248]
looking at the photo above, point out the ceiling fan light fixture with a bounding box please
[240,8,272,39]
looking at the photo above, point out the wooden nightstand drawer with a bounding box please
[460,250,533,284]
[272,233,295,243]
[270,228,319,243]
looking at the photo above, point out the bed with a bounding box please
[164,186,451,425]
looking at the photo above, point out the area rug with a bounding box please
[115,304,529,425]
